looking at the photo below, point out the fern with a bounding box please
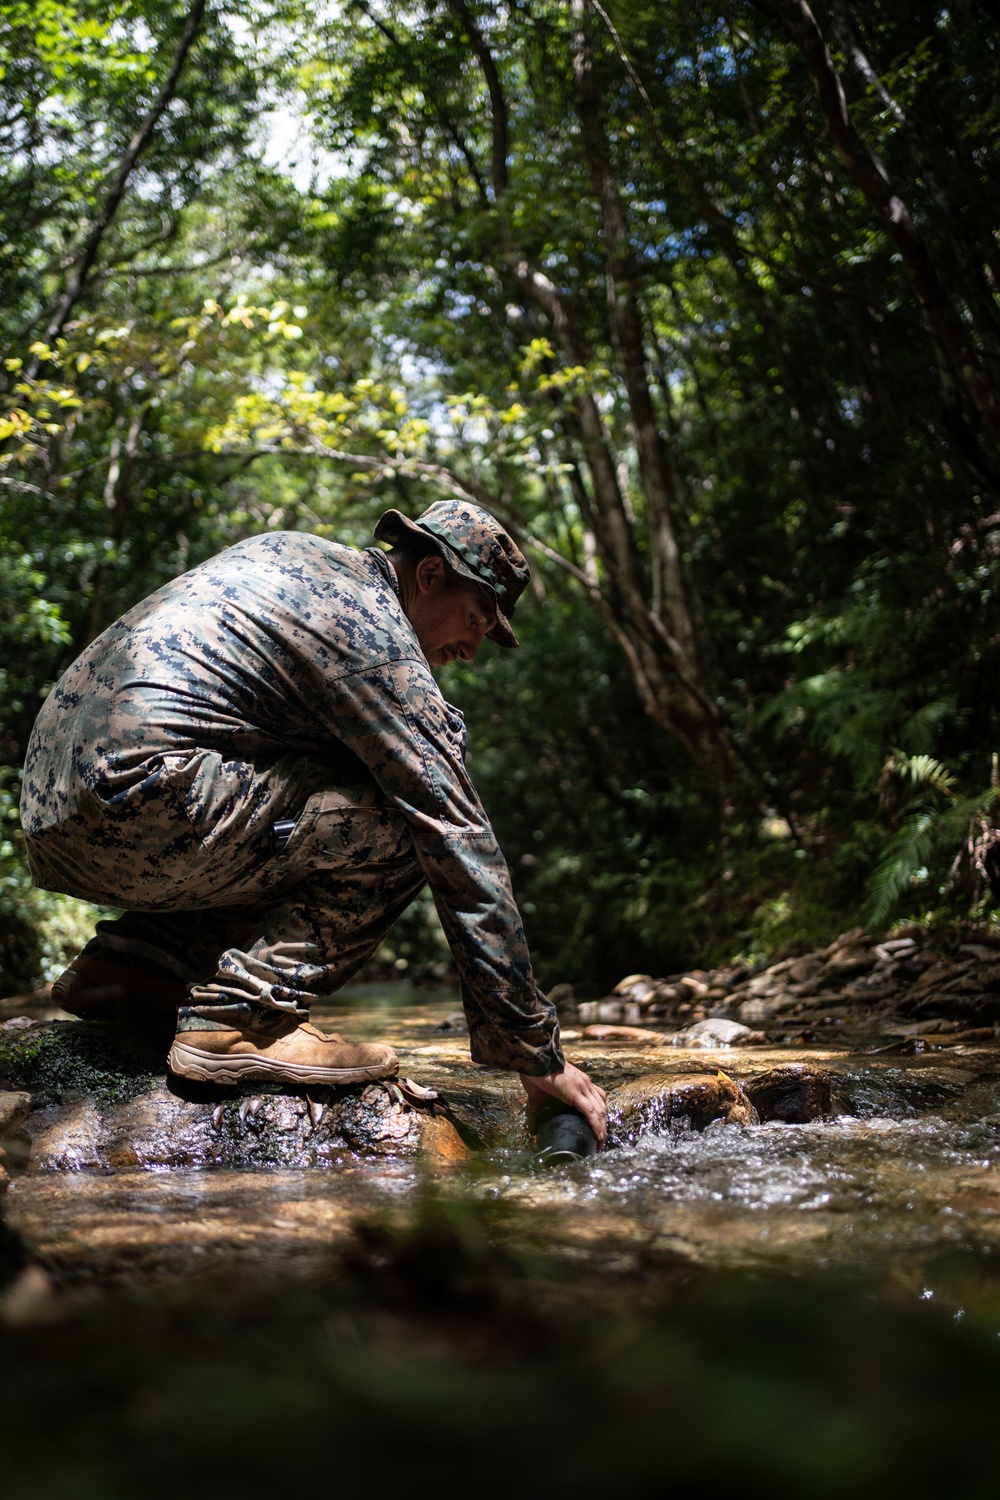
[865,776,999,929]
[866,809,939,929]
[883,750,957,800]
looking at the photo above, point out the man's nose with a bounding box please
[458,630,485,662]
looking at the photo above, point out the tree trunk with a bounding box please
[766,0,1000,451]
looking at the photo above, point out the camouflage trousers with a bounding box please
[26,751,425,1020]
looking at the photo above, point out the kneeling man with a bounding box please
[20,501,607,1142]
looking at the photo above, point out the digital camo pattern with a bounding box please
[373,499,531,649]
[20,535,564,1076]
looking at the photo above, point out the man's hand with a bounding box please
[519,1061,608,1148]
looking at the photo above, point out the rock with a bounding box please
[741,1066,832,1123]
[911,991,1000,1025]
[822,928,870,957]
[609,1071,757,1145]
[613,973,655,998]
[0,1263,56,1325]
[671,1019,767,1048]
[874,938,918,960]
[819,945,878,984]
[582,1024,663,1044]
[0,1091,32,1138]
[913,960,958,990]
[613,972,652,992]
[0,1021,462,1169]
[546,984,576,1012]
[738,998,779,1024]
[434,1011,468,1033]
[787,955,823,984]
[417,1113,472,1165]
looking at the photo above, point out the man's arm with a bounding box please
[325,655,566,1076]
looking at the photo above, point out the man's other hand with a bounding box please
[519,1062,608,1148]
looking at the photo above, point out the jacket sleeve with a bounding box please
[325,656,564,1075]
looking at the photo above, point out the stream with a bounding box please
[7,985,1000,1288]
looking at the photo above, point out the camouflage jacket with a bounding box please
[21,534,564,1075]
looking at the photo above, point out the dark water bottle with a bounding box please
[535,1099,599,1166]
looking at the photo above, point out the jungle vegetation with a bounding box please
[2,0,999,994]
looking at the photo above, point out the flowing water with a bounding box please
[8,985,1000,1289]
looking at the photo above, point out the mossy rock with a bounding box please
[0,1021,160,1107]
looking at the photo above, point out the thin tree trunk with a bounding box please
[569,0,702,684]
[766,0,1000,450]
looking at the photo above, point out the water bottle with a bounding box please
[535,1099,599,1166]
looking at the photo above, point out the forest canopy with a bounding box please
[2,0,999,995]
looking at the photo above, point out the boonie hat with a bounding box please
[374,500,530,648]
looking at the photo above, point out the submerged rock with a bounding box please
[608,1071,758,1146]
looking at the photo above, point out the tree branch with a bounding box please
[25,0,207,377]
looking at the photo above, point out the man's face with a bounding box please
[406,555,497,667]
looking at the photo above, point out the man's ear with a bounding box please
[414,554,447,593]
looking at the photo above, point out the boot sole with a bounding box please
[167,1040,398,1087]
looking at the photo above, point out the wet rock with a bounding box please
[0,1021,450,1170]
[608,1072,757,1145]
[545,983,576,1013]
[741,1066,832,1123]
[21,1077,432,1170]
[671,1019,767,1048]
[417,1114,472,1165]
[434,1011,468,1033]
[0,1092,32,1138]
[582,1024,663,1044]
[0,1019,159,1107]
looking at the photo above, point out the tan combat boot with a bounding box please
[167,1009,398,1087]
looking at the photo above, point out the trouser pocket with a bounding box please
[273,782,414,874]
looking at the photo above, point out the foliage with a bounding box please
[2,0,1000,991]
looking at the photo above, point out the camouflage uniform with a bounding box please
[20,520,564,1076]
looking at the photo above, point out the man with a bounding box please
[20,501,608,1144]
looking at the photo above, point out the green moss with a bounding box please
[0,1022,159,1105]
